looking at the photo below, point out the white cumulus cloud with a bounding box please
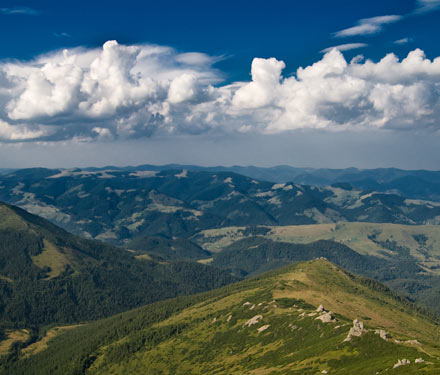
[1,41,440,142]
[232,58,285,109]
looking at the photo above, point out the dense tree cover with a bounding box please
[1,276,263,375]
[126,235,212,260]
[0,203,237,330]
[212,238,392,278]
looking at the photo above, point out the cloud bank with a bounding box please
[0,41,440,142]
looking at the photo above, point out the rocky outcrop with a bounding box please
[344,319,367,342]
[316,312,335,323]
[393,358,410,368]
[244,315,263,327]
[374,329,388,341]
[257,324,270,332]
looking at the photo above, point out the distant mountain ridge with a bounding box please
[4,164,440,200]
[1,167,440,245]
[81,164,440,201]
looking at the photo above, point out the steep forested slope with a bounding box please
[0,202,237,329]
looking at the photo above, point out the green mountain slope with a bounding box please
[4,259,440,375]
[196,223,440,314]
[0,202,237,329]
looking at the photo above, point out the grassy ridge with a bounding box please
[4,260,440,375]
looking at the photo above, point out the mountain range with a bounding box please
[1,164,440,373]
[1,167,440,246]
[41,164,440,201]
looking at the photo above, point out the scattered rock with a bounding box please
[317,304,325,313]
[257,325,270,333]
[344,319,367,342]
[321,370,328,374]
[250,304,256,310]
[243,302,252,307]
[415,358,425,363]
[289,324,298,330]
[212,317,217,323]
[307,312,317,317]
[244,315,263,327]
[334,325,340,329]
[393,359,410,368]
[374,329,388,341]
[405,339,421,345]
[299,312,306,318]
[316,312,335,323]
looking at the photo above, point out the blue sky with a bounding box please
[0,0,440,169]
[2,0,439,81]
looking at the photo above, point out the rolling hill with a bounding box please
[195,223,440,313]
[1,168,440,245]
[45,164,440,201]
[0,202,237,330]
[195,222,440,273]
[3,259,440,374]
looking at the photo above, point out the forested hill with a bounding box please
[0,202,237,329]
[1,167,440,245]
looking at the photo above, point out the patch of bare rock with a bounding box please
[344,319,367,342]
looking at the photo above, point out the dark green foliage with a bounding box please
[275,297,315,310]
[212,238,388,278]
[104,323,188,364]
[126,235,211,260]
[0,203,237,330]
[413,233,428,247]
[238,226,271,237]
[1,277,264,375]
